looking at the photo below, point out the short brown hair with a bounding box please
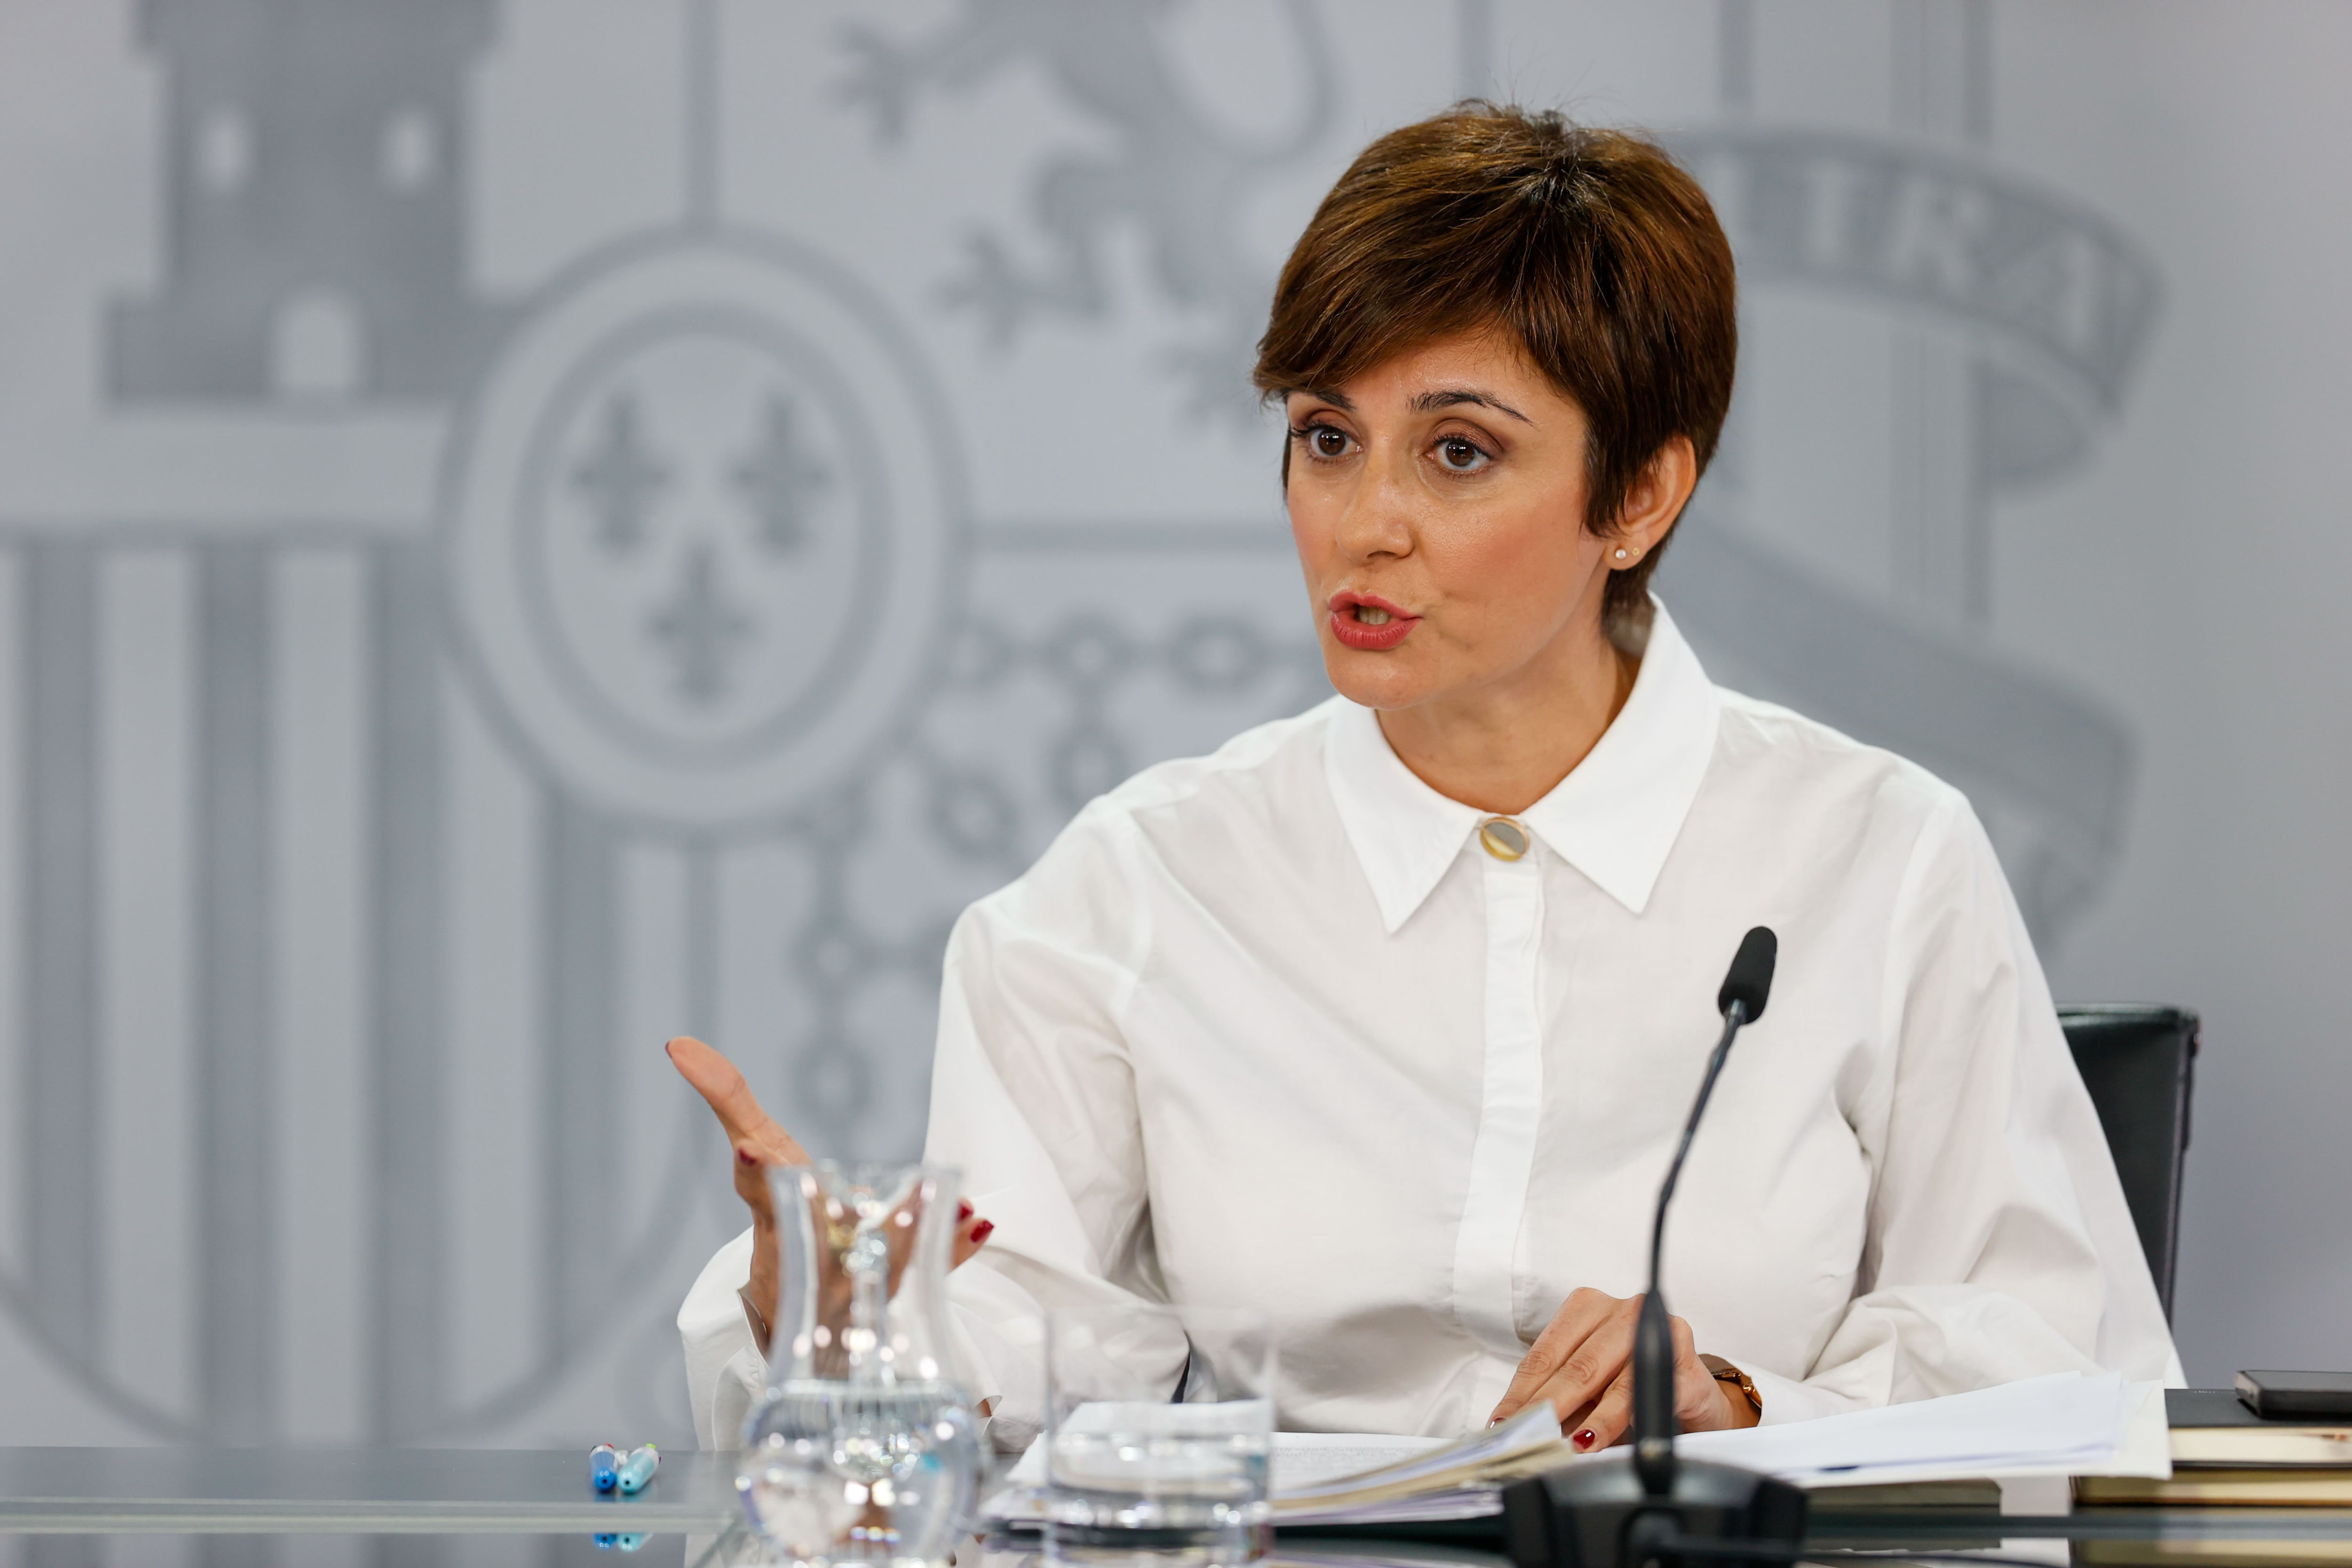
[1254,103,1737,634]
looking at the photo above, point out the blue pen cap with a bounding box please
[589,1443,621,1491]
[615,1443,659,1495]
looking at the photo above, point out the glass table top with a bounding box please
[2,1450,2350,1566]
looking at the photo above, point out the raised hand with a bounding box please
[1486,1286,1757,1450]
[666,1036,993,1354]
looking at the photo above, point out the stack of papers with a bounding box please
[1269,1406,1563,1525]
[1679,1372,2172,1489]
[983,1406,1565,1526]
[984,1373,2170,1528]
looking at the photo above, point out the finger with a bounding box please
[1576,1365,1637,1452]
[671,1036,786,1149]
[668,1036,809,1164]
[1501,1300,1638,1428]
[952,1206,994,1269]
[879,1192,996,1292]
[1556,1390,1603,1442]
[733,1140,779,1224]
[1490,1289,1620,1423]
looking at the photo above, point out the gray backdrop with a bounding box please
[1,0,2346,1498]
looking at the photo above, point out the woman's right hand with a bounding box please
[667,1036,806,1352]
[666,1036,994,1354]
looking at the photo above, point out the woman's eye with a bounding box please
[1436,436,1490,472]
[1311,426,1350,458]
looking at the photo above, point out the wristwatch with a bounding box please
[1700,1353,1763,1421]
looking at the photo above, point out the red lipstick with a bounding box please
[1328,591,1420,651]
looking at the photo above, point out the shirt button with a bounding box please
[1478,817,1530,861]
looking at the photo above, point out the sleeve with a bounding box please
[676,1226,768,1451]
[1747,789,2184,1426]
[925,804,1186,1454]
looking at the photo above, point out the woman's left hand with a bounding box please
[1487,1287,1758,1449]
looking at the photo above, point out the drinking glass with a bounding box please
[737,1162,983,1568]
[1043,1305,1275,1568]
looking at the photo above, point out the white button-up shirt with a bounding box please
[679,603,2181,1451]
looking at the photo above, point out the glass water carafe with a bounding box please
[738,1162,982,1567]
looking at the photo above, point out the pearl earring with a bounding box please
[1613,547,1630,561]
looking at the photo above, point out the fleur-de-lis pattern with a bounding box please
[732,393,831,555]
[533,332,858,733]
[570,392,670,554]
[645,541,755,703]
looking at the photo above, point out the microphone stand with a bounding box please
[1502,931,1807,1568]
[1634,996,1749,1499]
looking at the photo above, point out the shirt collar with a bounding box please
[1323,600,1723,932]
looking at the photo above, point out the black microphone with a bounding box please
[1716,927,1777,1029]
[1503,926,1805,1568]
[1633,926,1776,1495]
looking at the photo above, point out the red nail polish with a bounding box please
[970,1219,994,1243]
[737,1146,756,1165]
[958,1200,973,1220]
[1573,1430,1596,1450]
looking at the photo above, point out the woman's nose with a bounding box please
[1333,452,1416,560]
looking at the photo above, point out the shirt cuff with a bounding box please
[946,1259,1051,1454]
[679,1227,763,1449]
[1740,1363,1864,1427]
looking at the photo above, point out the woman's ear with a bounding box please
[1611,436,1699,565]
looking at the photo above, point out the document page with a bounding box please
[1267,1433,1450,1494]
[1672,1372,2170,1485]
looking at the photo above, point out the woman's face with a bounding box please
[1285,330,1619,715]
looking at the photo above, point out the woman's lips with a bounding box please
[1328,592,1421,651]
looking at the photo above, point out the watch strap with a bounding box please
[1699,1353,1763,1420]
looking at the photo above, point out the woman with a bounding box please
[674,104,2180,1457]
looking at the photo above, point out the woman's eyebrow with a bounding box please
[1412,387,1533,423]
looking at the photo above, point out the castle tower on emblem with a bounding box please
[108,0,516,402]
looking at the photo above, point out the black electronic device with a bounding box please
[1503,927,1809,1568]
[2237,1370,2352,1420]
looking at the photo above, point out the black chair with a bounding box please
[2057,1004,2200,1321]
